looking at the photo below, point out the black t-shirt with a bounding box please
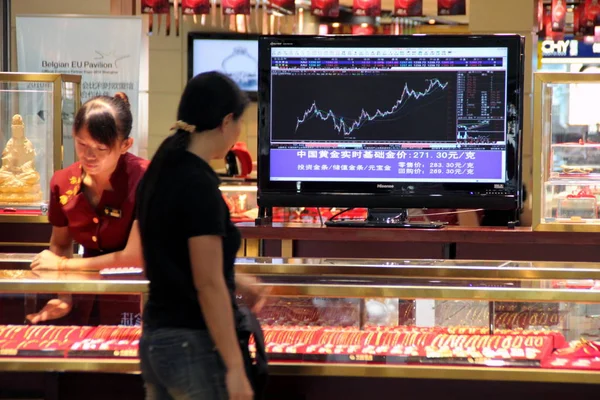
[138,151,241,330]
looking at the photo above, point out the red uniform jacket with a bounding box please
[47,153,149,326]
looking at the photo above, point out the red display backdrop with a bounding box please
[182,0,211,14]
[353,0,381,16]
[394,0,423,17]
[551,0,566,32]
[312,0,340,17]
[141,0,170,13]
[437,0,466,16]
[267,0,296,15]
[222,0,251,14]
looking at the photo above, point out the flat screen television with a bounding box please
[257,34,525,227]
[188,32,259,100]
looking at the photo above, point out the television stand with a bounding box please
[325,208,445,229]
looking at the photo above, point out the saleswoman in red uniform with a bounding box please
[28,92,148,325]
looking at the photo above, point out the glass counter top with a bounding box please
[235,257,600,280]
[2,255,600,280]
[0,269,148,294]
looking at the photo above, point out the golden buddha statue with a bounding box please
[0,114,42,204]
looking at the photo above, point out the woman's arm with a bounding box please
[189,235,252,399]
[235,274,268,312]
[49,226,74,258]
[31,221,142,271]
[65,221,142,271]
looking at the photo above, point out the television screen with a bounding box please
[188,33,259,97]
[258,35,525,210]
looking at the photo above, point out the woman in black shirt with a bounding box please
[137,72,261,400]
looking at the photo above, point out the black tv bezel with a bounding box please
[257,34,525,210]
[187,32,260,101]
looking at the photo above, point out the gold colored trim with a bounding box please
[52,75,63,173]
[0,358,598,385]
[534,72,600,84]
[281,239,293,258]
[532,72,600,232]
[236,262,600,280]
[0,276,149,294]
[532,72,543,232]
[0,357,140,374]
[0,216,49,223]
[237,239,247,257]
[269,363,600,385]
[266,283,600,303]
[245,239,261,257]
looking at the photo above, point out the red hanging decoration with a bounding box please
[141,0,170,35]
[312,0,339,18]
[182,0,211,14]
[222,0,251,15]
[584,0,600,35]
[353,0,381,17]
[537,0,544,32]
[141,0,169,13]
[437,0,465,16]
[267,0,295,15]
[395,0,422,17]
[551,0,566,33]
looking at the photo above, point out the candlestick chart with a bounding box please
[271,72,457,143]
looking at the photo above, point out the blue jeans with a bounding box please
[140,328,228,400]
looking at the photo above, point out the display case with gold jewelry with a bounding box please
[533,72,600,231]
[0,72,81,223]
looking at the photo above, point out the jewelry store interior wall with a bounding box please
[8,0,538,224]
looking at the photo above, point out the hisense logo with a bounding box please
[377,184,394,189]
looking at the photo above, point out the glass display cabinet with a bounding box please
[238,257,600,382]
[0,251,146,373]
[0,72,81,222]
[220,182,259,223]
[533,72,600,231]
[0,253,599,385]
[219,182,368,224]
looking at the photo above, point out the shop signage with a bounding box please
[541,38,600,58]
[15,16,143,161]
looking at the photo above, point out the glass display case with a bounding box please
[533,72,600,231]
[219,182,368,223]
[220,182,259,223]
[0,253,599,384]
[0,72,81,222]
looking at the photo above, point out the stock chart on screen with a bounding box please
[267,46,509,184]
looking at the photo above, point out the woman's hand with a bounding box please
[26,294,73,324]
[226,366,254,400]
[30,250,65,271]
[236,274,270,312]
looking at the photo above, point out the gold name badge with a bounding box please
[104,207,122,218]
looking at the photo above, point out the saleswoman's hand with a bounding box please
[26,294,73,324]
[30,250,66,271]
[235,274,270,312]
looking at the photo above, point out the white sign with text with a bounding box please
[16,16,143,164]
